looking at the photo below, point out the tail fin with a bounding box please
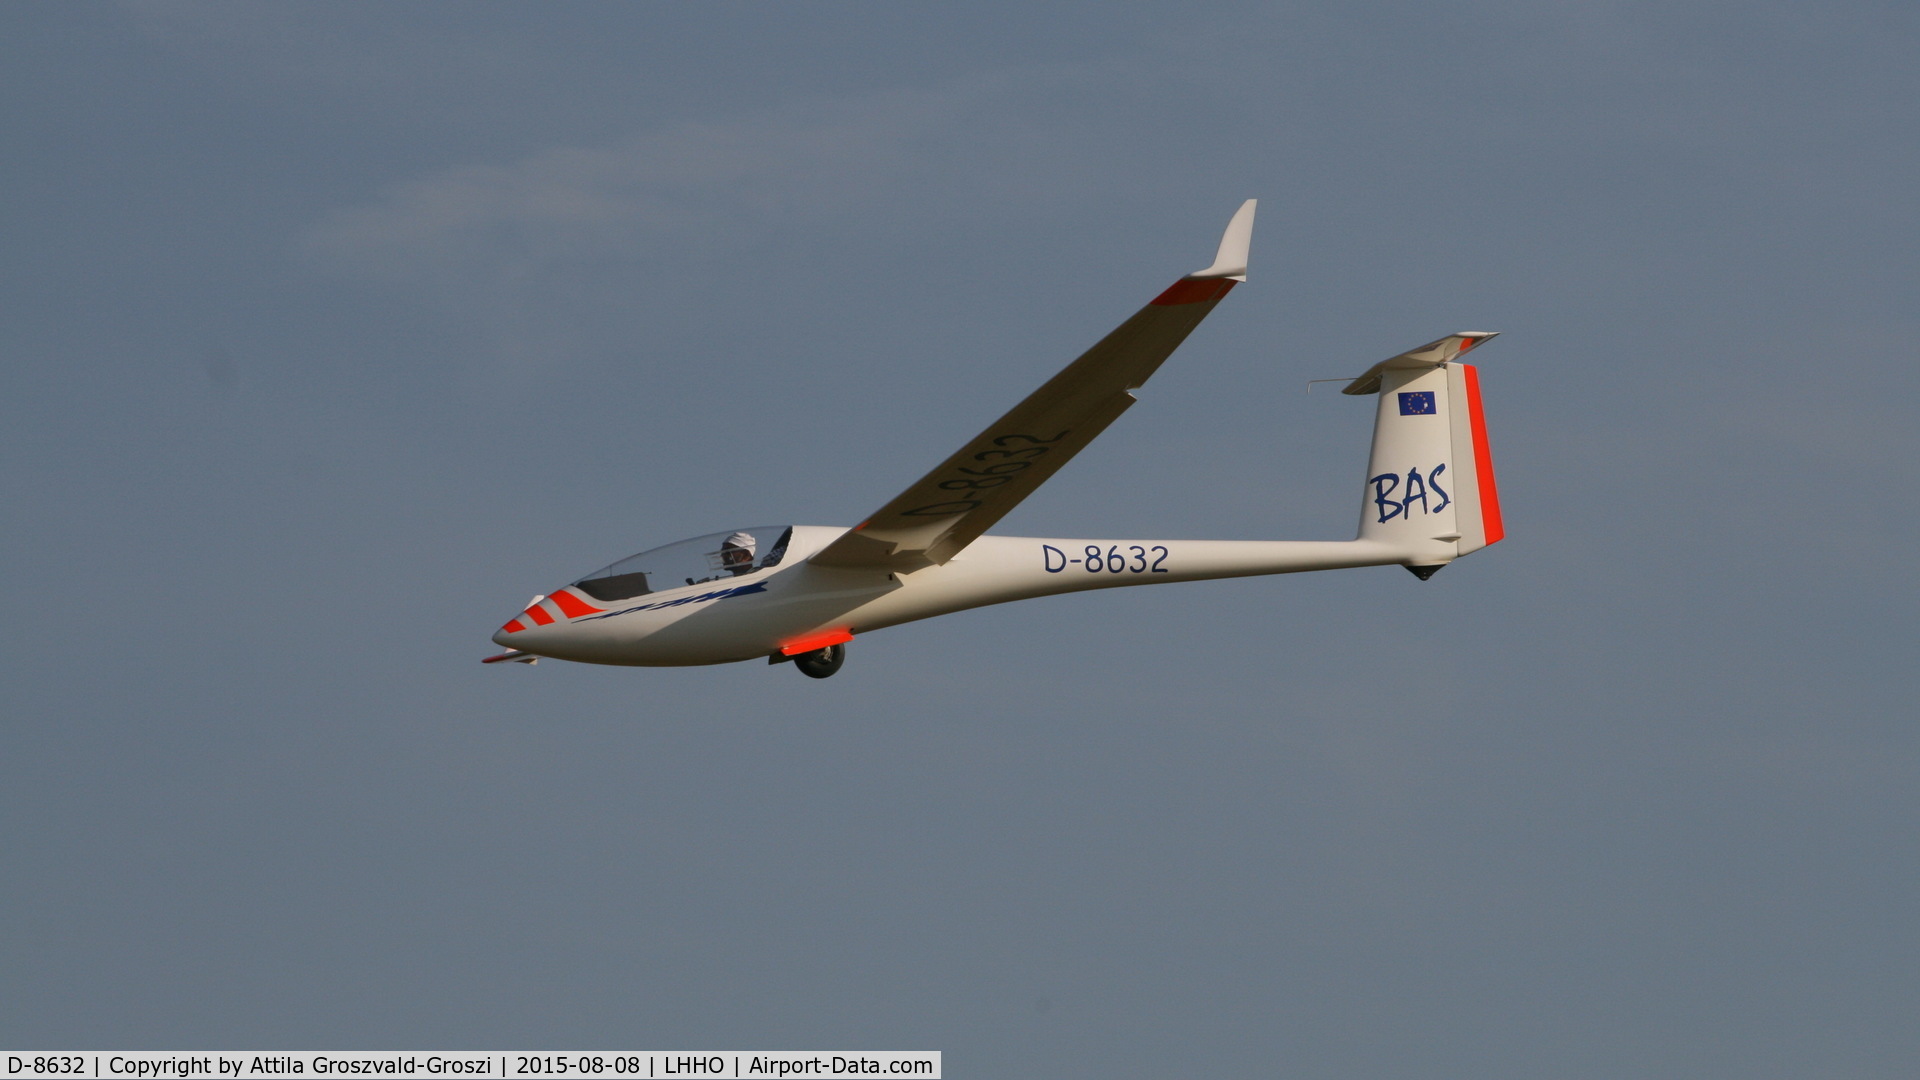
[1344,332,1504,575]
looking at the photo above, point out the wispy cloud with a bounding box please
[300,71,1115,288]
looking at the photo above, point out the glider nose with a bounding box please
[488,601,565,663]
[492,612,541,651]
[490,587,607,651]
[490,596,545,653]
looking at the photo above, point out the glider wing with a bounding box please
[810,200,1256,571]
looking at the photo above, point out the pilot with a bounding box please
[718,531,757,576]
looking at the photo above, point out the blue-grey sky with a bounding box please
[4,3,1916,1076]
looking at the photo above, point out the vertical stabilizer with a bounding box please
[1345,333,1502,572]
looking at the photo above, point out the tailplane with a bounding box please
[1344,333,1504,575]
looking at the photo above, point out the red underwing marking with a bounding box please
[780,628,854,656]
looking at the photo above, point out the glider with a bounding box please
[485,200,1504,678]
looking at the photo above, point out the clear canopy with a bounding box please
[572,526,794,602]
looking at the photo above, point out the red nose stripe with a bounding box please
[525,604,555,626]
[780,628,854,656]
[502,619,526,634]
[547,589,603,619]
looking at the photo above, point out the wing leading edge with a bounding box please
[810,200,1257,572]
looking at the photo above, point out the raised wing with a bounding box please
[810,200,1257,571]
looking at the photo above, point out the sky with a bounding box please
[3,2,1917,1076]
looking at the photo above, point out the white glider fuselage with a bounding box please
[486,199,1506,676]
[492,530,1414,667]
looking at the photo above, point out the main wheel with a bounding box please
[793,642,846,679]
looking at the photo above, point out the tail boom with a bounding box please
[820,536,1423,634]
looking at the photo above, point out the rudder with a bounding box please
[1447,360,1504,554]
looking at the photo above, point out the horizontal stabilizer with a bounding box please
[1342,331,1498,395]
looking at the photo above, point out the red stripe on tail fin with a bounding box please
[1460,364,1504,545]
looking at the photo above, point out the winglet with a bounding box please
[1189,199,1257,281]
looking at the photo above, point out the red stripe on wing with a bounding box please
[1150,278,1236,306]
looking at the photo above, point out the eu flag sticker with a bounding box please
[1398,391,1437,415]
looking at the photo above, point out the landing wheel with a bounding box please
[793,643,846,679]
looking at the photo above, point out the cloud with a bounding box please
[300,72,1110,289]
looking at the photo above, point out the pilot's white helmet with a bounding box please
[719,531,757,568]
